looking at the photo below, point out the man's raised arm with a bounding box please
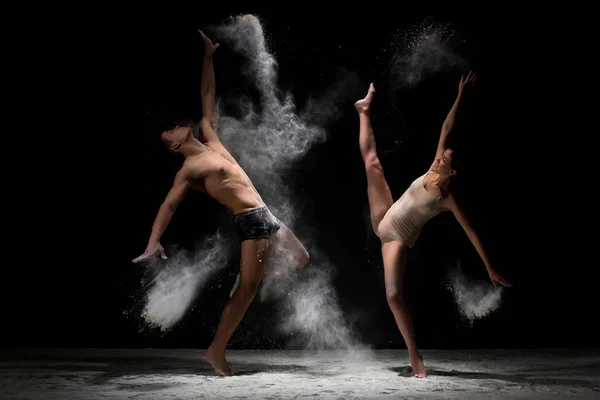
[198,29,220,142]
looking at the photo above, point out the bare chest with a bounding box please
[185,153,233,188]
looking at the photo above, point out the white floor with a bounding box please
[1,348,598,399]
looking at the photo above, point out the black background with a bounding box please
[4,3,592,351]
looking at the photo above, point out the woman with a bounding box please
[354,71,512,378]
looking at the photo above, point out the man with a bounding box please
[133,30,309,376]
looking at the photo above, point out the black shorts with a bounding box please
[232,206,281,242]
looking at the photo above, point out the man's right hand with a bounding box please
[132,242,167,263]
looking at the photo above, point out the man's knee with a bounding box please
[239,276,262,298]
[297,246,310,268]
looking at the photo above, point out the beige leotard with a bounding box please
[376,172,442,248]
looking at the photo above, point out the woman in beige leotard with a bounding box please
[354,71,512,378]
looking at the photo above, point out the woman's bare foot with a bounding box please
[410,352,427,378]
[354,83,376,114]
[204,347,232,376]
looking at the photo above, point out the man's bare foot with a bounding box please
[410,352,427,378]
[354,83,376,114]
[204,347,232,376]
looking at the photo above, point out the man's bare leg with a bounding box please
[230,222,309,297]
[354,83,393,233]
[255,222,311,299]
[382,241,426,378]
[205,238,269,376]
[267,222,310,274]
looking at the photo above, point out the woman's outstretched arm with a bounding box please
[444,193,513,288]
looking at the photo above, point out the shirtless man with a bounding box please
[133,30,309,376]
[354,72,512,377]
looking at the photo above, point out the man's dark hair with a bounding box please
[148,115,197,150]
